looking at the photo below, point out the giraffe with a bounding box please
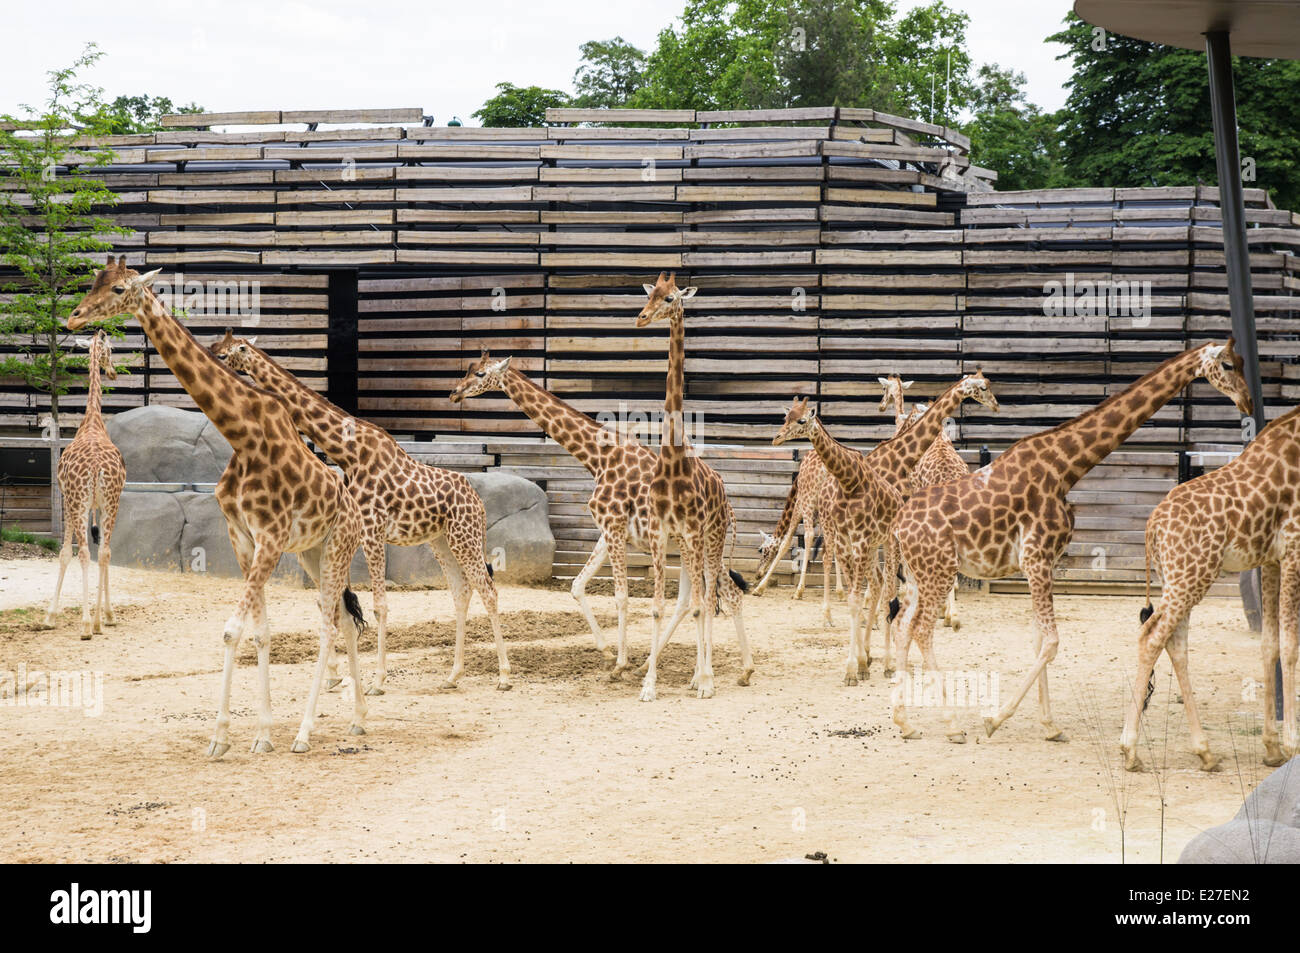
[879,374,973,629]
[44,330,126,640]
[68,258,369,758]
[449,352,737,679]
[891,340,1252,744]
[772,397,903,685]
[753,449,845,626]
[1121,403,1300,772]
[211,331,510,694]
[634,272,753,701]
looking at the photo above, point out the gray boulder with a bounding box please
[1179,757,1300,863]
[348,471,554,586]
[107,405,232,485]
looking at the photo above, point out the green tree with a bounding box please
[0,44,128,524]
[963,63,1067,191]
[471,82,570,127]
[104,94,204,134]
[572,38,646,108]
[879,0,974,125]
[1050,12,1300,211]
[777,0,898,109]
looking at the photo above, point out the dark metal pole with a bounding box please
[1205,30,1282,713]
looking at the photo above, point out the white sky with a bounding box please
[0,0,1077,123]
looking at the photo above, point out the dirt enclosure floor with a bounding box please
[0,555,1284,863]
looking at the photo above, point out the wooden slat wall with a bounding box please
[3,106,1299,594]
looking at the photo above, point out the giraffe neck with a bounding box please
[891,390,908,434]
[501,368,615,475]
[132,292,274,450]
[660,305,691,466]
[872,380,967,489]
[1011,347,1206,492]
[238,348,364,467]
[79,351,105,434]
[807,420,866,497]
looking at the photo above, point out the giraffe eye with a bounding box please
[112,286,124,294]
[665,294,675,303]
[476,371,485,378]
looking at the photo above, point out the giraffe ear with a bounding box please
[1206,344,1225,361]
[490,356,511,374]
[877,377,889,387]
[642,284,656,296]
[74,336,91,349]
[246,335,258,346]
[903,380,914,389]
[133,268,162,289]
[679,286,697,299]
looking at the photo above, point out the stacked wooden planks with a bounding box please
[2,106,1298,594]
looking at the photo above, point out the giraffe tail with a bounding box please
[89,516,100,545]
[1140,520,1158,624]
[342,587,369,634]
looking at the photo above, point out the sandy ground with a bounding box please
[0,554,1285,864]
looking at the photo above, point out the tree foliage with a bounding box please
[572,38,646,109]
[103,94,204,134]
[963,64,1066,192]
[471,83,571,127]
[1050,12,1300,210]
[0,44,128,429]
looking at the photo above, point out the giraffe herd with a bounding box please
[42,261,1296,772]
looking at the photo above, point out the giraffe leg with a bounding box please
[843,585,867,686]
[727,582,755,687]
[1121,592,1189,771]
[360,532,390,695]
[639,535,669,702]
[571,533,613,656]
[1166,615,1219,771]
[296,544,342,690]
[607,533,631,679]
[943,580,959,630]
[984,551,1063,740]
[249,585,274,754]
[96,504,117,628]
[1257,563,1286,766]
[637,566,691,678]
[451,529,511,691]
[74,505,93,640]
[753,520,796,595]
[696,553,716,699]
[44,508,77,629]
[1277,553,1300,760]
[881,536,900,677]
[210,537,281,760]
[430,535,470,690]
[794,521,813,600]
[820,525,836,629]
[891,553,950,739]
[291,537,358,754]
[859,559,888,680]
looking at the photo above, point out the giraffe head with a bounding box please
[449,350,512,403]
[635,271,696,327]
[877,375,913,414]
[955,370,1000,413]
[76,330,118,381]
[772,396,815,446]
[68,256,161,330]
[209,328,260,372]
[1196,338,1253,415]
[757,532,800,577]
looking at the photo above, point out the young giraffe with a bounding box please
[753,450,845,626]
[68,258,369,758]
[1121,403,1300,773]
[211,332,510,694]
[892,340,1252,744]
[773,397,903,685]
[634,272,753,701]
[44,330,126,640]
[448,351,741,678]
[879,374,972,629]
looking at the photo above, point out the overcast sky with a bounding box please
[1,0,1078,123]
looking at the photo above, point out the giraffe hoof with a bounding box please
[251,739,274,754]
[950,619,961,632]
[638,686,656,703]
[1123,754,1144,773]
[207,740,230,760]
[41,615,57,630]
[696,686,715,700]
[324,677,343,692]
[737,670,753,687]
[290,739,310,754]
[900,729,922,740]
[80,632,92,641]
[439,680,459,691]
[635,663,649,678]
[1044,728,1068,743]
[104,614,117,626]
[348,724,366,736]
[1263,748,1286,767]
[844,675,858,687]
[883,668,895,679]
[982,717,999,738]
[496,681,512,692]
[364,686,385,696]
[946,731,967,744]
[608,668,624,682]
[1196,753,1221,772]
